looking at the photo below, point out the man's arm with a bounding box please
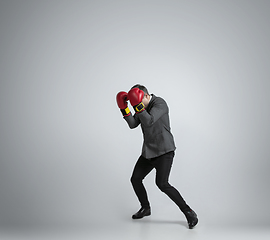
[136,100,167,127]
[124,113,141,129]
[127,88,168,127]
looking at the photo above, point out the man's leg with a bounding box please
[152,151,191,212]
[152,151,198,228]
[130,155,154,209]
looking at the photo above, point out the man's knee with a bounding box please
[156,181,170,192]
[130,175,142,185]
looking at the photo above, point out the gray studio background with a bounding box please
[0,0,270,232]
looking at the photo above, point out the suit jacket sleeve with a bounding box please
[123,113,141,129]
[136,99,167,127]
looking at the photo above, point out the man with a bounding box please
[116,84,198,229]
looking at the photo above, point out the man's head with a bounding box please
[131,84,151,108]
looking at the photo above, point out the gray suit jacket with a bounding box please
[124,94,176,159]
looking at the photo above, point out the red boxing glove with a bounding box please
[128,88,145,113]
[116,91,131,117]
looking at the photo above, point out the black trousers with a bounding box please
[130,151,190,213]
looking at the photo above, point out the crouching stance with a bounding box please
[116,84,198,229]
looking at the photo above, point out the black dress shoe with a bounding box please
[132,207,151,219]
[184,209,198,229]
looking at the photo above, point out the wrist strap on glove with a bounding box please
[120,107,131,117]
[133,102,145,113]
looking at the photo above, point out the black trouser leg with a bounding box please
[152,151,190,212]
[130,155,154,209]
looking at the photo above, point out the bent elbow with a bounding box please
[129,123,139,129]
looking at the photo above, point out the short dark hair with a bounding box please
[131,84,149,95]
